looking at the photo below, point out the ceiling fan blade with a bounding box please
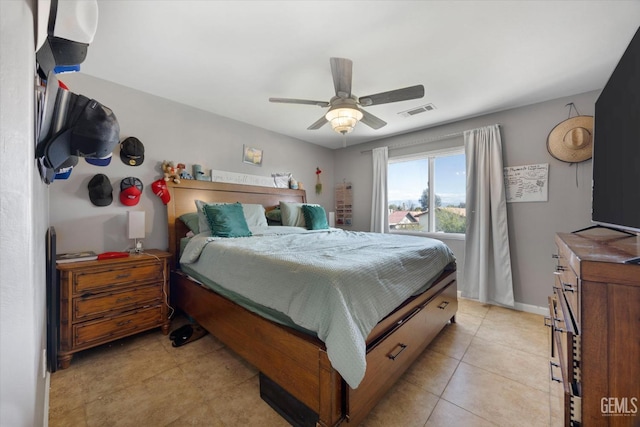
[269,98,330,108]
[358,85,425,106]
[307,115,328,130]
[330,57,353,98]
[360,109,387,130]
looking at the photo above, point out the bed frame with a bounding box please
[165,180,457,426]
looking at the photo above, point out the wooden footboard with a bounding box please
[172,268,456,426]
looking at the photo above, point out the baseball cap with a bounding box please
[85,152,112,166]
[88,174,113,206]
[120,137,144,166]
[151,179,170,205]
[53,156,78,181]
[37,73,120,171]
[120,177,143,206]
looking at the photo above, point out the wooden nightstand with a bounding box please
[56,249,171,369]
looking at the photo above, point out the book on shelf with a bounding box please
[56,251,98,264]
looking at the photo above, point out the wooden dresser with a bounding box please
[548,230,640,426]
[56,250,171,369]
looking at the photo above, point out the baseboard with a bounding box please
[457,291,547,316]
[43,371,50,427]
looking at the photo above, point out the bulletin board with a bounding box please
[504,163,549,203]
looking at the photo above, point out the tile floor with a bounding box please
[48,298,561,426]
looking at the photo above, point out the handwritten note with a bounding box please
[504,163,549,203]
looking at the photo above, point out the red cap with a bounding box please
[119,177,143,206]
[151,179,170,205]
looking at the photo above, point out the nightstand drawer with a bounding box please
[74,283,163,321]
[74,263,163,294]
[74,305,163,347]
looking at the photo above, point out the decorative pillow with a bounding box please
[301,205,329,230]
[202,202,252,238]
[265,207,282,223]
[179,212,200,234]
[242,203,268,228]
[279,201,307,227]
[196,200,267,233]
[195,200,213,234]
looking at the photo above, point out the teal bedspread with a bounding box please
[180,226,455,388]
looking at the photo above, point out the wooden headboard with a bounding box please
[166,180,306,266]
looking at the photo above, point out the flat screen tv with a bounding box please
[592,25,640,234]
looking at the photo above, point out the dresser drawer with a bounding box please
[73,283,163,321]
[554,251,580,329]
[74,305,163,347]
[73,263,163,294]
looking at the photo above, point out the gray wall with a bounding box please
[50,73,335,254]
[0,1,50,426]
[334,91,597,309]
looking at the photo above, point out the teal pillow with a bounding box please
[203,202,252,238]
[179,212,200,234]
[301,205,329,230]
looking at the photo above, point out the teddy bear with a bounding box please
[162,161,183,184]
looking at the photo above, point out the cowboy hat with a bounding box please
[547,115,594,163]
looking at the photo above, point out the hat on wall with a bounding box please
[120,177,143,206]
[547,116,594,163]
[120,137,144,166]
[37,73,120,171]
[53,156,78,180]
[88,173,113,206]
[85,153,112,166]
[151,179,170,205]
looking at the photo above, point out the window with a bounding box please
[388,149,466,235]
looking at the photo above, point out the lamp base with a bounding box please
[130,239,144,254]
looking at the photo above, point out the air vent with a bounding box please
[398,103,436,118]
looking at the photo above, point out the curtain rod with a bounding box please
[360,124,500,154]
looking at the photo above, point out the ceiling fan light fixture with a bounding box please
[325,107,363,134]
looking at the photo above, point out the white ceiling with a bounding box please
[80,1,640,150]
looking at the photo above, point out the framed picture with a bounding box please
[243,145,263,166]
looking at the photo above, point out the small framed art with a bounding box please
[243,145,263,166]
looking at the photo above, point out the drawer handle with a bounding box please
[544,315,566,333]
[549,361,563,383]
[545,316,556,357]
[437,301,449,310]
[562,282,576,293]
[117,319,133,327]
[551,254,562,259]
[116,296,134,303]
[115,273,131,280]
[555,265,567,272]
[387,344,407,361]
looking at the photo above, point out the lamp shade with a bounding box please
[325,107,363,134]
[127,211,145,239]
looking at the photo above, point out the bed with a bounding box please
[165,180,457,426]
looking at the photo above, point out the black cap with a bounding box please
[88,174,113,207]
[37,86,120,171]
[120,137,144,166]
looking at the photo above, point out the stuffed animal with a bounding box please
[162,161,182,184]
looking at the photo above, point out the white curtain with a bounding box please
[370,146,389,233]
[462,125,514,306]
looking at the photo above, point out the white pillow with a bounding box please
[279,201,319,227]
[195,200,267,234]
[242,203,268,228]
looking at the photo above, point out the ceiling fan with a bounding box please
[269,57,425,135]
